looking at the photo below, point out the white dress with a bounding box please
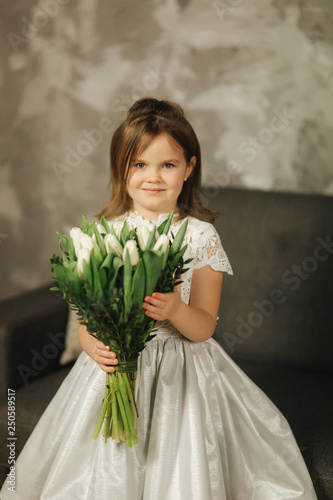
[1,211,317,500]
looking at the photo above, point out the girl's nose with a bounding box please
[147,166,161,182]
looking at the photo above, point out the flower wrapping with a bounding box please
[50,211,191,447]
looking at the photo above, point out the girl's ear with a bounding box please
[185,156,196,180]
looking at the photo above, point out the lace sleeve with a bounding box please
[193,223,233,275]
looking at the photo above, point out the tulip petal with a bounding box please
[137,226,150,250]
[122,240,139,266]
[104,234,123,258]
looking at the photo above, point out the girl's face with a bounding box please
[126,133,196,220]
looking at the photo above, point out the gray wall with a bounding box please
[0,0,333,301]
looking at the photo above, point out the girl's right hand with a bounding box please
[92,340,118,373]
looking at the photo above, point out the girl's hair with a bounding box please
[96,97,218,223]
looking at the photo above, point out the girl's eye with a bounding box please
[164,163,174,169]
[135,163,145,169]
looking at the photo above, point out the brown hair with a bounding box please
[95,97,218,223]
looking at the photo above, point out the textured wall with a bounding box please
[0,0,332,300]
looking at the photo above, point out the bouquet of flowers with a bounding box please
[50,211,191,447]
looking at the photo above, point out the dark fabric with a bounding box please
[211,188,333,370]
[0,285,68,397]
[237,361,333,500]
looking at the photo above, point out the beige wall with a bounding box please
[0,0,333,300]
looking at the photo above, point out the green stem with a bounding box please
[119,373,138,446]
[126,372,139,420]
[111,392,120,443]
[92,376,109,440]
[116,381,132,447]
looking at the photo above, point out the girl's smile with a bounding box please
[142,188,165,194]
[127,133,196,220]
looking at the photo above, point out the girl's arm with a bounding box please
[78,323,118,372]
[143,265,223,342]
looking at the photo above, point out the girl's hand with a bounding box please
[92,340,118,373]
[143,284,182,322]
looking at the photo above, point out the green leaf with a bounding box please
[90,252,102,298]
[92,243,103,267]
[161,247,169,270]
[50,254,62,266]
[170,218,188,254]
[132,259,145,306]
[82,258,93,285]
[123,250,132,321]
[108,256,123,290]
[52,263,69,285]
[92,222,107,259]
[68,236,76,261]
[113,256,124,271]
[100,251,115,270]
[99,266,107,289]
[100,215,111,234]
[157,210,174,235]
[56,233,69,260]
[145,227,157,250]
[56,232,69,249]
[119,221,129,247]
[68,260,78,273]
[127,228,137,242]
[63,258,71,269]
[82,214,90,233]
[143,250,164,296]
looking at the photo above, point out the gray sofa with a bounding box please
[0,188,332,498]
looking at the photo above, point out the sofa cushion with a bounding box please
[211,188,333,371]
[238,360,333,500]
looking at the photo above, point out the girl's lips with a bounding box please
[143,189,165,194]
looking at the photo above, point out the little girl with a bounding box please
[1,98,317,499]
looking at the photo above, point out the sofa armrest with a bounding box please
[0,284,68,399]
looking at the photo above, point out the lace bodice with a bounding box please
[107,210,233,338]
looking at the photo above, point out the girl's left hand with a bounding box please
[143,284,182,322]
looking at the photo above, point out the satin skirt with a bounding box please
[1,334,317,500]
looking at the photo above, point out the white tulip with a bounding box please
[137,226,150,250]
[95,222,106,235]
[153,234,169,253]
[70,227,83,258]
[104,233,123,258]
[122,240,139,266]
[140,220,155,232]
[77,248,91,274]
[79,233,94,252]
